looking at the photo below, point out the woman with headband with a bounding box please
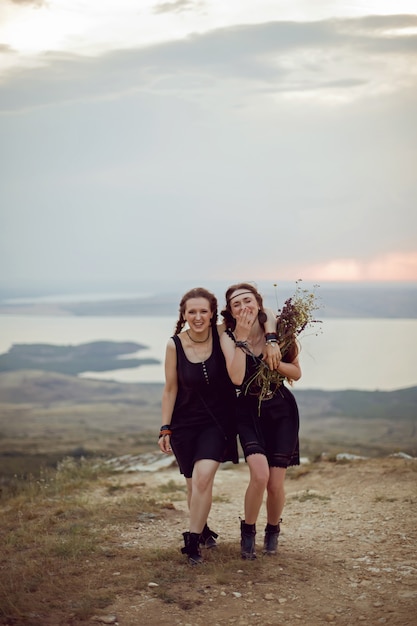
[221,283,301,560]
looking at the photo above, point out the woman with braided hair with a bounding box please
[158,287,280,565]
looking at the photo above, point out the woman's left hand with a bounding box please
[264,342,281,370]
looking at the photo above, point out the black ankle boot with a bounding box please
[181,531,203,565]
[240,520,256,560]
[199,524,218,549]
[262,520,281,556]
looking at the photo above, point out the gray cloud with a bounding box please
[6,0,46,5]
[0,14,416,284]
[1,15,416,112]
[154,0,204,15]
[0,44,15,54]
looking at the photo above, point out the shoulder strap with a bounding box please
[172,334,185,355]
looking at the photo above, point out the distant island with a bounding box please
[0,341,160,375]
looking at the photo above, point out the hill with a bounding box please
[1,370,415,420]
[0,371,416,478]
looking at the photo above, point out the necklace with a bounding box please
[186,331,211,385]
[186,329,211,343]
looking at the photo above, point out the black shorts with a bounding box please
[170,423,238,478]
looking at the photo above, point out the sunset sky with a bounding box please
[1,0,416,291]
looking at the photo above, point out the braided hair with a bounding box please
[174,287,218,335]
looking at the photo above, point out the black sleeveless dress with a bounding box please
[169,326,239,478]
[226,330,300,468]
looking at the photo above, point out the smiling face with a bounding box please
[228,289,259,320]
[183,297,212,335]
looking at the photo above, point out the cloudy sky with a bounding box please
[1,0,416,292]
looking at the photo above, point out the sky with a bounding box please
[0,0,416,293]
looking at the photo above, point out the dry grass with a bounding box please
[0,458,261,625]
[2,455,339,625]
[1,458,151,624]
[2,456,417,626]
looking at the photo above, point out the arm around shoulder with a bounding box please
[264,307,277,334]
[220,329,247,386]
[278,355,302,382]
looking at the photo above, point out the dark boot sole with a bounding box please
[188,555,203,565]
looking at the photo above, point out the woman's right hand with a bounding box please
[158,434,172,454]
[234,306,255,339]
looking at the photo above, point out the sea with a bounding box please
[0,314,416,392]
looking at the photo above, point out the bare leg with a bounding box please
[185,476,192,510]
[189,459,220,534]
[266,466,286,524]
[244,454,270,524]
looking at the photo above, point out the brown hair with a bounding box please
[283,338,299,364]
[221,282,267,330]
[174,287,218,335]
[222,282,299,366]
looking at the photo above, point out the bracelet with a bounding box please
[159,424,172,439]
[235,340,248,348]
[265,333,278,342]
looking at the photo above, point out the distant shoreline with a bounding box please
[0,286,416,319]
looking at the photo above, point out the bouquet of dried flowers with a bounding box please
[242,281,322,412]
[275,280,322,356]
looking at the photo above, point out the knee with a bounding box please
[193,471,214,494]
[267,481,285,500]
[250,469,269,491]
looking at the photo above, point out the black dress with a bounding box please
[227,331,300,468]
[170,326,239,478]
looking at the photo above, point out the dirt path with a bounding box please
[100,457,417,626]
